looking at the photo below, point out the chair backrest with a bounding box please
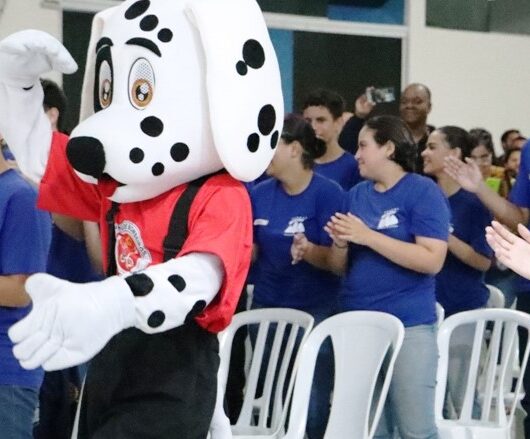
[436,302,445,327]
[282,311,405,439]
[436,308,530,432]
[217,307,314,436]
[486,284,505,308]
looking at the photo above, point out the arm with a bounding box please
[0,30,77,183]
[52,214,84,241]
[444,156,529,229]
[0,274,30,307]
[83,221,104,274]
[290,233,333,271]
[9,252,224,371]
[447,234,491,271]
[329,212,447,274]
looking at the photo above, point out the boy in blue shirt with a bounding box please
[0,141,52,438]
[303,89,361,190]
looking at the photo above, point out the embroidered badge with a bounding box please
[115,220,152,274]
[377,208,399,230]
[284,216,307,235]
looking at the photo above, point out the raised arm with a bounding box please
[0,30,77,183]
[444,156,529,229]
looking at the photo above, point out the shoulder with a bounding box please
[198,173,250,204]
[2,171,37,202]
[406,174,443,198]
[312,173,343,193]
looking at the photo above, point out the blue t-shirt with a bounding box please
[47,224,102,283]
[340,173,450,327]
[435,189,492,316]
[509,141,530,293]
[314,152,361,191]
[251,173,343,312]
[0,169,51,389]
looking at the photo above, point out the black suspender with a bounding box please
[105,201,120,277]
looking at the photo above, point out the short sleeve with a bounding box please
[316,181,344,245]
[38,132,101,221]
[509,143,530,208]
[1,188,51,275]
[409,181,450,241]
[468,197,493,258]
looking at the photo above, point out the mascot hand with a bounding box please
[0,30,77,87]
[8,273,135,371]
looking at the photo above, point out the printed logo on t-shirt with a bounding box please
[115,220,152,274]
[254,218,269,226]
[377,208,399,230]
[283,216,307,235]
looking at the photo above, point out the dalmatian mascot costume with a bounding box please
[0,0,282,437]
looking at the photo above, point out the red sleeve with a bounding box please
[37,131,101,221]
[178,174,252,333]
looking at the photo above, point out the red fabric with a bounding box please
[38,133,252,333]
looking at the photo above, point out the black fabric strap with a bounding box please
[162,173,218,262]
[105,201,120,277]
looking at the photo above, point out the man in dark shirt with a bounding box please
[339,83,433,172]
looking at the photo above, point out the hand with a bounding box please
[9,274,135,371]
[290,233,311,265]
[0,30,77,87]
[485,220,530,279]
[354,88,376,119]
[444,156,483,193]
[326,212,372,246]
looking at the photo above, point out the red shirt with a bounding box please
[38,132,252,333]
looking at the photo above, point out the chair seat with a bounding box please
[437,419,511,439]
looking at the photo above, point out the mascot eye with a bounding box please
[129,58,155,109]
[98,60,113,109]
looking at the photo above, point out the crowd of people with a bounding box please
[245,83,530,439]
[2,78,530,439]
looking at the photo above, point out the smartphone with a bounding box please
[367,87,396,104]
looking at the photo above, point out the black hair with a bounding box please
[302,88,345,120]
[469,127,495,156]
[436,126,474,159]
[281,113,326,169]
[364,115,416,173]
[40,78,68,134]
[501,129,521,144]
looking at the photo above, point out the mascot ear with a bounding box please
[78,7,117,123]
[187,0,284,182]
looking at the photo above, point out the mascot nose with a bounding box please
[66,136,106,179]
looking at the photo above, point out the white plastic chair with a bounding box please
[211,308,314,439]
[281,311,404,439]
[478,285,523,412]
[486,284,506,309]
[436,302,445,327]
[436,308,530,439]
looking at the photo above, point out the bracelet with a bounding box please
[333,241,348,249]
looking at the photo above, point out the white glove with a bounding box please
[8,273,135,371]
[0,30,77,87]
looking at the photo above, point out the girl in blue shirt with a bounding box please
[251,113,343,439]
[422,126,492,315]
[326,115,449,439]
[422,126,492,417]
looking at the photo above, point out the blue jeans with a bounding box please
[375,324,439,439]
[0,385,39,439]
[250,302,334,439]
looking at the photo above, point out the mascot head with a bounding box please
[66,0,283,202]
